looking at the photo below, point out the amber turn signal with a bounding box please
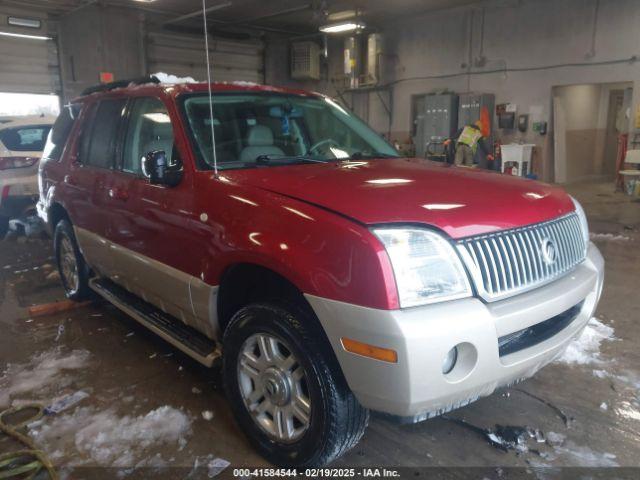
[341,338,398,363]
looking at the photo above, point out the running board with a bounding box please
[89,278,221,367]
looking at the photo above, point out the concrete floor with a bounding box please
[0,179,639,478]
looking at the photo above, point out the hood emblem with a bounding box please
[541,238,558,266]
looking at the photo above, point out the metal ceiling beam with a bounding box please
[162,1,232,26]
[221,3,312,27]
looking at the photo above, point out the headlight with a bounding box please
[570,196,589,245]
[373,228,472,308]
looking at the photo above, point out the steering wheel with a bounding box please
[309,138,340,155]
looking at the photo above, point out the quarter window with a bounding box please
[42,104,80,161]
[123,97,174,175]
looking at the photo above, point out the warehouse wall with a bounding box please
[58,4,145,99]
[266,0,640,182]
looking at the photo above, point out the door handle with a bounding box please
[108,188,129,201]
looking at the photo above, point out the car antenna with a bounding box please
[202,0,219,178]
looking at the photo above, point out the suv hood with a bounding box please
[227,158,575,239]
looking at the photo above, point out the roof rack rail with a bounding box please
[81,75,160,96]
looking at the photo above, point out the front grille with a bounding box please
[456,213,586,301]
[498,301,584,357]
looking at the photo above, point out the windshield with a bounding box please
[181,93,398,170]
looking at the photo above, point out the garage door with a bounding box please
[146,32,264,84]
[0,12,61,94]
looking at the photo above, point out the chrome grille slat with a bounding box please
[457,213,586,301]
[522,230,540,282]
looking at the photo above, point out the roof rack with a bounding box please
[80,75,160,96]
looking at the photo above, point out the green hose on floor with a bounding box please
[0,404,58,480]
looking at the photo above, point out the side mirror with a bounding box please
[142,150,183,187]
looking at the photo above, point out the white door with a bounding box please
[146,32,264,84]
[0,30,61,95]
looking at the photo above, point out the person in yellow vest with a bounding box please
[445,120,494,167]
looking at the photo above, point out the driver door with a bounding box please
[109,96,204,331]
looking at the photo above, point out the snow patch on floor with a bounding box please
[589,233,631,242]
[0,347,90,407]
[542,432,618,467]
[555,317,615,365]
[30,405,192,467]
[554,441,619,467]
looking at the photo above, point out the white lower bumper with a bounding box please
[0,173,38,208]
[307,242,604,419]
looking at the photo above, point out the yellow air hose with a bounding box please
[0,404,58,479]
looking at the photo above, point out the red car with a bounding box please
[38,77,604,467]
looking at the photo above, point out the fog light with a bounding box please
[442,347,458,374]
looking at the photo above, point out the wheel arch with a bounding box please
[217,262,314,335]
[216,261,353,408]
[48,202,71,232]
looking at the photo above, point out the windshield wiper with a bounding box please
[349,152,400,160]
[255,154,328,165]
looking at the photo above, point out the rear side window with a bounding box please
[1,125,52,152]
[81,99,126,169]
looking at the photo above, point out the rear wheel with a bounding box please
[54,220,91,300]
[0,215,8,239]
[223,302,369,467]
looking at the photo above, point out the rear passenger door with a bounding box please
[64,98,126,249]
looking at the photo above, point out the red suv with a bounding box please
[38,77,604,467]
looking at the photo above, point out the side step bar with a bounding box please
[89,278,221,367]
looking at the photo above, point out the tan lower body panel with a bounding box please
[74,227,219,339]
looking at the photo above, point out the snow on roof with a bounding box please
[153,72,198,84]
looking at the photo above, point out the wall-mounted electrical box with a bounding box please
[291,41,320,80]
[533,121,547,135]
[518,114,529,132]
[458,93,495,133]
[413,94,459,159]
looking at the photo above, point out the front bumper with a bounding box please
[307,242,604,419]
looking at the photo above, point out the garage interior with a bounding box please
[0,0,639,476]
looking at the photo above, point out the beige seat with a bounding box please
[239,125,284,162]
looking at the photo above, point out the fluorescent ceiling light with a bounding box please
[0,31,51,41]
[133,0,157,3]
[8,17,42,29]
[319,21,365,34]
[327,10,357,21]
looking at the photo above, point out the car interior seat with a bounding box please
[142,121,174,159]
[239,125,284,162]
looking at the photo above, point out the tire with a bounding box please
[54,219,91,300]
[223,302,369,467]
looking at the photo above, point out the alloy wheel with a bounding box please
[59,235,79,294]
[237,333,312,443]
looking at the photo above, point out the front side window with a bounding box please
[1,125,52,152]
[82,99,126,169]
[123,97,174,175]
[182,93,397,170]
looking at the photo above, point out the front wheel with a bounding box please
[223,303,369,467]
